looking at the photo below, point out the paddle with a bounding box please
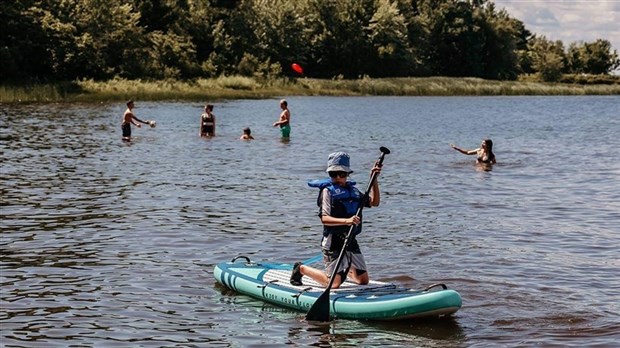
[305,146,391,322]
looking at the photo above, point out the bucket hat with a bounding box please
[326,152,353,173]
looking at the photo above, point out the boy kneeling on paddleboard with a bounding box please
[291,152,382,289]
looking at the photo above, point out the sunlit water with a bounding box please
[1,96,619,347]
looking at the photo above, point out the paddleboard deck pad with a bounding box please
[214,255,462,321]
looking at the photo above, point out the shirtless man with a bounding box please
[272,99,291,138]
[122,100,149,141]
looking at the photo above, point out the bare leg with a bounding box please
[300,265,344,288]
[347,268,369,285]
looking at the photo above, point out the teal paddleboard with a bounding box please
[214,255,462,321]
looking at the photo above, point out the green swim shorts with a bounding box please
[280,124,291,138]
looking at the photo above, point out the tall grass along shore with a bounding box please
[2,75,619,103]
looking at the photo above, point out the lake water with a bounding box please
[1,96,619,347]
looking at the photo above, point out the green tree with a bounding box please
[15,0,149,80]
[475,4,526,80]
[131,0,185,32]
[183,0,228,70]
[367,0,413,76]
[567,39,619,74]
[0,0,53,81]
[305,0,376,78]
[396,0,432,76]
[566,42,584,73]
[73,0,149,79]
[3,0,618,82]
[418,0,485,77]
[198,1,255,76]
[239,0,311,76]
[147,31,200,79]
[528,35,565,82]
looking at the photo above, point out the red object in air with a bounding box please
[291,63,303,74]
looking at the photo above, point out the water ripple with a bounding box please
[1,96,619,347]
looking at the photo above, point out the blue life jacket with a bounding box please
[308,178,364,236]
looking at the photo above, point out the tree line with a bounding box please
[2,0,619,83]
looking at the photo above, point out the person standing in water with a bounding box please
[121,100,149,142]
[199,104,216,137]
[272,99,291,138]
[450,139,496,164]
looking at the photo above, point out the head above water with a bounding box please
[126,99,134,107]
[326,152,353,174]
[482,139,493,151]
[205,104,214,111]
[243,127,251,135]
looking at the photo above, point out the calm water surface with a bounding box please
[1,96,619,347]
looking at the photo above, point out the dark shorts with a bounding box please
[122,123,131,137]
[202,125,214,135]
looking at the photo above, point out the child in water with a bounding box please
[240,127,254,140]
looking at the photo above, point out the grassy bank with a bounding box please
[2,75,619,103]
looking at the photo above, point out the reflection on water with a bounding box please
[476,162,493,172]
[1,96,619,347]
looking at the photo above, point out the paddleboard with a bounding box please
[214,255,462,321]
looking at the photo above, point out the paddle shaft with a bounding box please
[306,147,389,321]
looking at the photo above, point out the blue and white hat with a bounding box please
[326,152,353,173]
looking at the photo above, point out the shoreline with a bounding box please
[2,76,619,103]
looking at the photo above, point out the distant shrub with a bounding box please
[560,74,620,85]
[214,76,258,90]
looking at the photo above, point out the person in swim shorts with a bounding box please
[122,100,149,141]
[272,99,291,138]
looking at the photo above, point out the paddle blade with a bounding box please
[305,290,331,321]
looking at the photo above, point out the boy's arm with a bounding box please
[131,112,148,125]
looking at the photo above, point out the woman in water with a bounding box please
[199,104,216,136]
[450,139,496,164]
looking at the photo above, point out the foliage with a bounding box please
[566,39,620,75]
[559,73,620,85]
[1,0,618,83]
[4,75,618,103]
[476,5,525,80]
[367,0,413,76]
[527,36,565,82]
